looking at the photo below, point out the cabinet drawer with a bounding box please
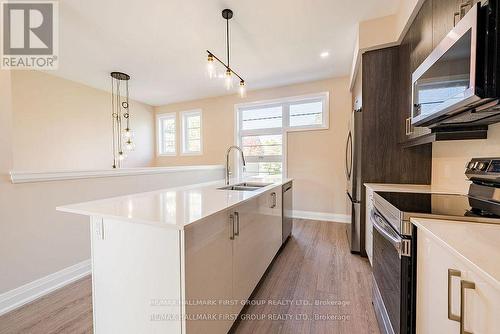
[416,230,500,334]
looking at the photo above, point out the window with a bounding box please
[181,110,202,154]
[157,112,176,155]
[236,92,329,176]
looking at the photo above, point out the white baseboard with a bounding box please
[292,210,350,223]
[0,259,91,316]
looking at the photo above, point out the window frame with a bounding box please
[234,92,329,177]
[180,109,203,155]
[156,112,177,156]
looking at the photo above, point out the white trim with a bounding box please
[234,91,330,110]
[9,165,225,184]
[0,259,91,316]
[156,112,177,156]
[292,210,350,223]
[180,109,203,155]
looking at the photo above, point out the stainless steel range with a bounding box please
[371,157,500,334]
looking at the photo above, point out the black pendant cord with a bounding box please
[206,8,245,84]
[111,78,117,168]
[226,16,230,68]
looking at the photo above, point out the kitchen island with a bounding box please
[57,176,292,334]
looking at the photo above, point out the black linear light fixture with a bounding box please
[206,8,246,97]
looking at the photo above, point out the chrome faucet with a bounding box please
[225,145,246,185]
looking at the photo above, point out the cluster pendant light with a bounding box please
[110,71,134,168]
[206,9,246,97]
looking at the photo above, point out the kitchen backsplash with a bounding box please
[432,123,500,193]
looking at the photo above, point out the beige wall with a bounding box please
[1,71,223,296]
[432,123,500,193]
[154,77,352,216]
[0,168,223,294]
[11,71,155,170]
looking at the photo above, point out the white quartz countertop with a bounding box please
[412,218,500,290]
[57,176,292,230]
[364,183,464,194]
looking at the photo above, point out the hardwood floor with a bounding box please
[0,220,379,334]
[0,276,93,334]
[231,219,379,334]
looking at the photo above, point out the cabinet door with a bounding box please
[460,269,500,334]
[233,189,282,312]
[91,218,182,334]
[410,0,434,73]
[432,0,461,48]
[184,211,235,334]
[416,231,464,334]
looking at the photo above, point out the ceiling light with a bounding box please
[206,9,246,96]
[110,72,133,169]
[320,51,330,58]
[206,54,215,79]
[239,80,246,98]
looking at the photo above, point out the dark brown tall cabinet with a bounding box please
[356,47,432,256]
[354,0,480,256]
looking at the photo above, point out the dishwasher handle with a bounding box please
[372,210,401,251]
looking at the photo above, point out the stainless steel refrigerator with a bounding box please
[345,108,362,253]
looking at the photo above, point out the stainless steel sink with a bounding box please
[218,182,272,191]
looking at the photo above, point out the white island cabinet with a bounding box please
[57,177,290,334]
[413,218,500,334]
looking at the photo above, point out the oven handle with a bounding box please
[372,210,402,251]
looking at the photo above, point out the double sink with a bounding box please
[218,182,272,191]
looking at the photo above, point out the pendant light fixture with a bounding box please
[206,9,246,97]
[110,71,134,169]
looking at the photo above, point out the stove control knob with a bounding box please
[467,161,475,169]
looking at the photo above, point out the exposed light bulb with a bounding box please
[224,69,233,90]
[239,80,246,98]
[118,151,125,161]
[320,51,329,58]
[124,128,132,138]
[206,54,215,79]
[125,140,135,151]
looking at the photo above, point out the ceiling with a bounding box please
[54,0,401,106]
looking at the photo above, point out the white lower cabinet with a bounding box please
[233,189,282,314]
[184,187,282,334]
[184,209,236,334]
[416,230,500,334]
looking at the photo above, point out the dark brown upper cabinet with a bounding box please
[432,0,461,48]
[409,0,434,73]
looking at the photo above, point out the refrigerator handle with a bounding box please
[345,131,352,180]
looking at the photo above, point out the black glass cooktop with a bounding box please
[376,192,500,218]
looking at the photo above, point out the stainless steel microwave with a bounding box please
[411,1,500,129]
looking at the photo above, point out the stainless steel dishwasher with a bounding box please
[282,181,293,243]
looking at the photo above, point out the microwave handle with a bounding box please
[372,210,401,250]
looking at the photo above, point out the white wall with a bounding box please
[0,169,223,295]
[0,71,224,302]
[432,123,500,193]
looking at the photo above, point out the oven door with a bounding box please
[372,209,403,334]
